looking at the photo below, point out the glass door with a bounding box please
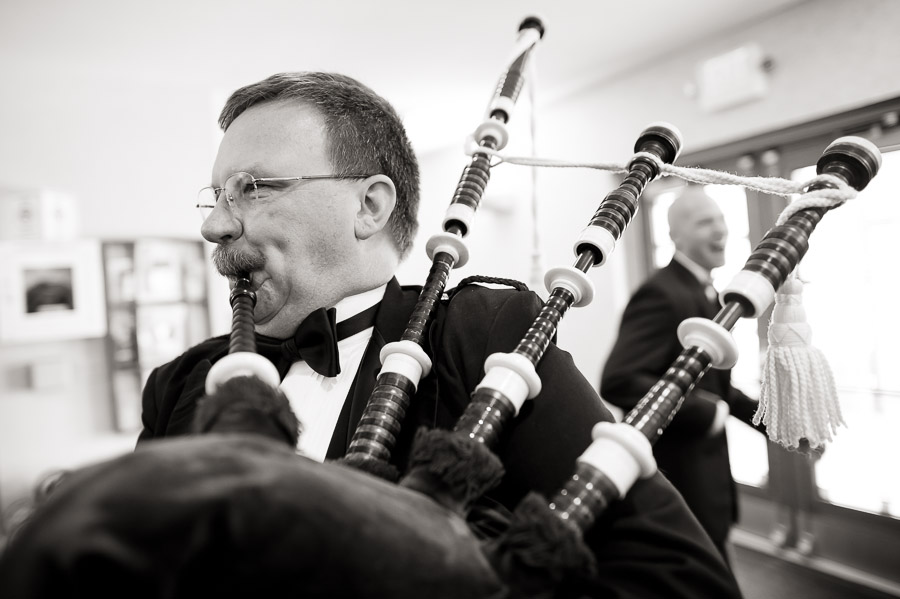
[786,149,900,519]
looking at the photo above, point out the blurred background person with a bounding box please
[601,185,765,562]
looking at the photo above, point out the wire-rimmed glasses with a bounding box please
[196,171,376,221]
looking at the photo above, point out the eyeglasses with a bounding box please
[196,171,376,221]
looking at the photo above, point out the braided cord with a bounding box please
[472,147,858,223]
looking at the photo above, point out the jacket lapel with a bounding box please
[325,277,420,458]
[165,359,214,436]
[666,260,730,392]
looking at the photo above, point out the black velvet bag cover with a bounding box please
[0,434,505,599]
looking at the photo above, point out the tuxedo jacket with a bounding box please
[139,277,741,597]
[601,259,761,551]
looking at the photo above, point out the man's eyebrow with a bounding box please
[223,163,276,179]
[242,163,274,176]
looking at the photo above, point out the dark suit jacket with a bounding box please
[601,259,760,551]
[139,277,742,598]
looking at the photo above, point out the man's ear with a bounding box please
[355,175,396,240]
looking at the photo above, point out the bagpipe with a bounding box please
[0,16,883,599]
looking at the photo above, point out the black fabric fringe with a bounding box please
[485,492,597,599]
[337,453,402,482]
[399,428,505,515]
[193,376,301,447]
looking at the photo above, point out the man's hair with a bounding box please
[219,72,420,258]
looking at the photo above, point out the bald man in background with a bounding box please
[601,185,764,562]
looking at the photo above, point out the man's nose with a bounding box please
[200,200,243,244]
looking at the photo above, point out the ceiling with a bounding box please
[0,0,808,152]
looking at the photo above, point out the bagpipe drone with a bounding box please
[0,15,883,599]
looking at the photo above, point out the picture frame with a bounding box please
[0,240,107,343]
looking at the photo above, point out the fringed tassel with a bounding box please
[756,276,843,449]
[485,492,597,599]
[398,428,505,515]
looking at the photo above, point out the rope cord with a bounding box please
[447,275,530,301]
[467,146,859,224]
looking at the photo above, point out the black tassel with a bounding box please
[399,427,505,515]
[193,376,300,447]
[485,492,597,599]
[338,454,401,482]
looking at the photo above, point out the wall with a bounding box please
[0,337,137,528]
[0,71,215,240]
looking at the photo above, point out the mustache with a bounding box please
[212,245,266,278]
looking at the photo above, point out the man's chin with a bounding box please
[253,311,295,340]
[708,251,726,269]
[253,320,280,339]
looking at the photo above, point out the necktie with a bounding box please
[256,303,379,378]
[704,282,720,310]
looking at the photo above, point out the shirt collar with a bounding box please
[332,283,387,324]
[673,251,713,285]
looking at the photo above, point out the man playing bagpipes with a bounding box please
[0,69,741,597]
[148,70,737,595]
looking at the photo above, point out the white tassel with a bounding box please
[755,276,843,449]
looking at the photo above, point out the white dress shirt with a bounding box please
[279,284,387,462]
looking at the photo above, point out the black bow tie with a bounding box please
[256,303,379,378]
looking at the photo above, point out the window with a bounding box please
[789,151,900,517]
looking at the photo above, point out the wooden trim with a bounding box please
[681,96,900,165]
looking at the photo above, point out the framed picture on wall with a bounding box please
[0,240,107,342]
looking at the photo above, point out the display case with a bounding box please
[102,239,210,432]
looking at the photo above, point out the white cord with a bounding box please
[468,147,859,224]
